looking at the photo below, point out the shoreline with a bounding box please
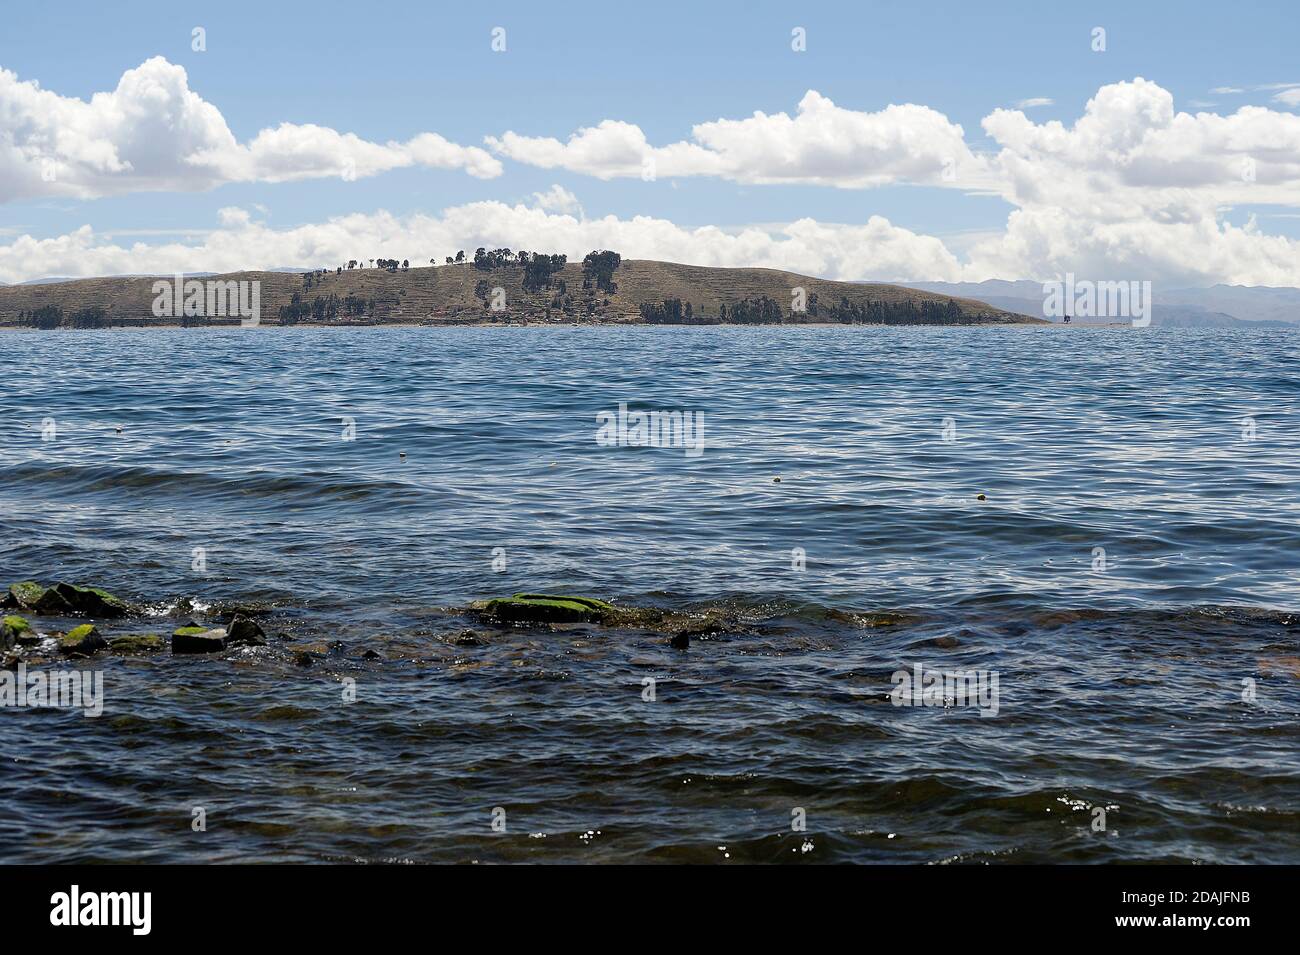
[0,319,1126,331]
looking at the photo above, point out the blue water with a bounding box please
[1,325,1298,862]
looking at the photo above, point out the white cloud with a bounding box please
[3,184,1299,288]
[6,65,1300,288]
[1272,88,1300,107]
[530,184,583,215]
[487,90,993,189]
[960,78,1300,283]
[0,56,501,203]
[1210,86,1245,95]
[1014,98,1054,109]
[0,197,963,284]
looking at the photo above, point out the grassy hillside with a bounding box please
[0,259,1039,327]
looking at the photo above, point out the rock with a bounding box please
[6,581,74,616]
[209,599,277,620]
[361,648,382,660]
[8,581,46,611]
[171,626,227,654]
[33,586,74,615]
[1,615,31,650]
[479,593,617,625]
[294,652,314,667]
[107,633,167,655]
[50,582,135,618]
[3,615,41,647]
[59,623,107,656]
[669,632,690,650]
[452,629,487,646]
[226,615,266,647]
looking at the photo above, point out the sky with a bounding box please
[2,0,1299,286]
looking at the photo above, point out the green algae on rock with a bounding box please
[172,626,227,654]
[478,593,618,624]
[107,633,167,655]
[472,593,741,647]
[0,615,29,650]
[50,582,135,618]
[7,581,47,611]
[60,623,107,656]
[4,579,135,617]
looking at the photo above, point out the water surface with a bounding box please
[1,326,1297,862]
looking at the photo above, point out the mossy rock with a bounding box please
[107,632,167,655]
[172,627,227,654]
[59,623,107,656]
[8,581,46,610]
[51,582,135,618]
[1,613,32,649]
[5,581,74,616]
[480,593,618,625]
[5,616,42,647]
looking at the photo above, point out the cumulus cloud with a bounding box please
[7,65,1300,287]
[0,195,963,284]
[968,77,1300,282]
[3,184,1298,288]
[486,90,992,189]
[0,56,500,203]
[530,184,584,215]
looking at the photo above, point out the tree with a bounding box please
[582,250,622,293]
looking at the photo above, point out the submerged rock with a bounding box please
[172,626,227,654]
[107,632,167,655]
[59,623,107,656]
[478,593,618,624]
[451,629,488,646]
[472,593,740,649]
[225,615,266,647]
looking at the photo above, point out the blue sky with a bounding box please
[2,0,1299,284]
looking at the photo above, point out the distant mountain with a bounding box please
[0,260,1037,327]
[1158,285,1300,325]
[17,273,217,285]
[902,281,1297,328]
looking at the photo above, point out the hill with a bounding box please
[0,258,1038,328]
